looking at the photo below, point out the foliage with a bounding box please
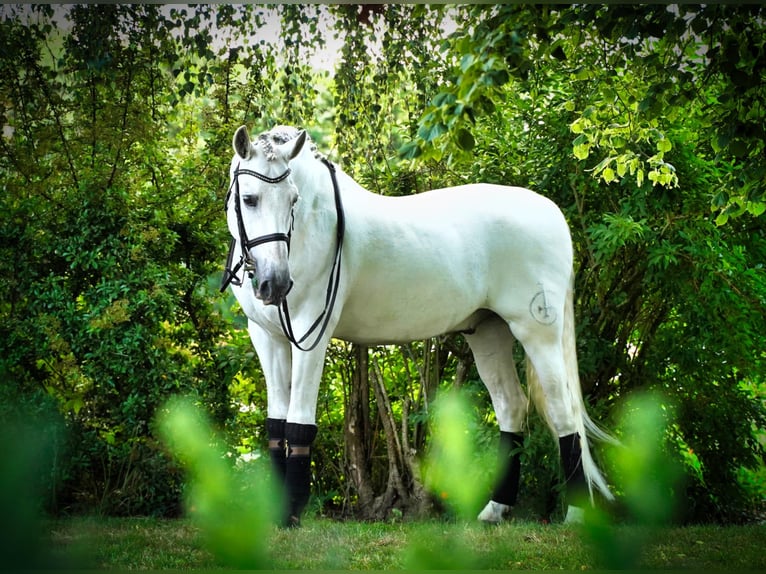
[582,392,684,569]
[36,384,765,570]
[412,5,766,221]
[421,391,497,520]
[0,4,237,515]
[1,4,763,523]
[157,395,277,569]
[0,393,67,570]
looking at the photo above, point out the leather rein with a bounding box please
[221,157,345,352]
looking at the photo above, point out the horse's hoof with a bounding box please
[478,500,510,524]
[563,505,585,524]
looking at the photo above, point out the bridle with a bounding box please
[221,163,294,291]
[221,157,345,352]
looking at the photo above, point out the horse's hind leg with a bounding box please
[464,314,528,524]
[514,324,591,523]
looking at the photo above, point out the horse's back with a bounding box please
[349,182,572,277]
[382,183,562,223]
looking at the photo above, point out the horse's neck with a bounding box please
[289,158,346,276]
[293,158,334,212]
[294,157,369,211]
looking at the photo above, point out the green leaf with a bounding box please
[571,117,588,134]
[399,141,422,160]
[456,128,475,151]
[432,91,456,108]
[616,158,628,178]
[712,191,729,208]
[460,53,475,72]
[638,94,656,113]
[573,142,590,160]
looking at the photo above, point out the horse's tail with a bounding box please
[527,275,617,502]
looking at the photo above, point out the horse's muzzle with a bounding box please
[255,276,294,306]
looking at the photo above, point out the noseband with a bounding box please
[221,164,293,291]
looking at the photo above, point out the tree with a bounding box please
[0,4,238,514]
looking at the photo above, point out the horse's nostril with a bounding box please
[256,272,291,305]
[258,280,272,300]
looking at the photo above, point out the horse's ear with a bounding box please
[233,125,252,160]
[280,129,307,161]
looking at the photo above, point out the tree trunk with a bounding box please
[344,344,375,517]
[370,358,411,517]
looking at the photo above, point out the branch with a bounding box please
[107,48,136,190]
[370,358,409,513]
[29,59,78,189]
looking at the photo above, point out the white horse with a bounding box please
[222,125,614,527]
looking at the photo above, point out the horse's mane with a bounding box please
[257,125,325,162]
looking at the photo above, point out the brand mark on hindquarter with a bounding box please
[529,283,557,325]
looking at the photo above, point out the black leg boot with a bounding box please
[284,422,318,528]
[492,431,524,507]
[479,431,524,523]
[266,418,287,484]
[559,433,588,509]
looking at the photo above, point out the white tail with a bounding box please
[526,277,617,502]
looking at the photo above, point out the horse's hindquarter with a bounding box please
[334,184,573,344]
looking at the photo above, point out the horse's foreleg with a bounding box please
[267,417,287,482]
[284,421,318,527]
[247,322,292,501]
[465,315,528,524]
[282,340,330,527]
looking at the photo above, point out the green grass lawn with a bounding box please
[48,516,765,570]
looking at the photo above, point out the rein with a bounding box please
[279,158,344,352]
[221,157,345,353]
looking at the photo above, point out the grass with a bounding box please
[47,395,763,570]
[48,516,766,570]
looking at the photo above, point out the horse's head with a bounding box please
[227,125,307,306]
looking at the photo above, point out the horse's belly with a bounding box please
[333,313,476,345]
[333,279,486,344]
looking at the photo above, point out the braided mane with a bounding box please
[257,126,325,161]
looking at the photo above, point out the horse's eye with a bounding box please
[243,195,258,208]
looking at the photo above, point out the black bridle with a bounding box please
[221,157,345,352]
[221,164,293,291]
